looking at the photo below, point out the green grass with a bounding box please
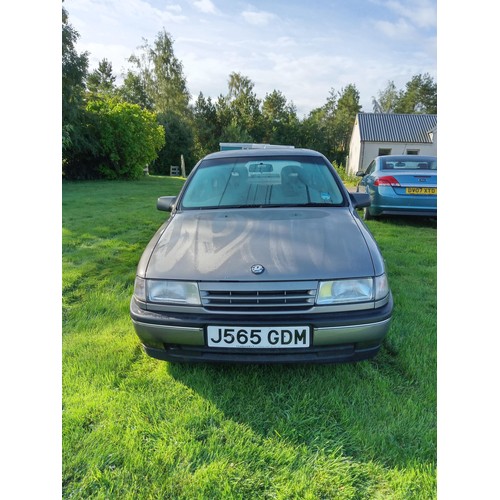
[333,163,359,187]
[63,176,437,499]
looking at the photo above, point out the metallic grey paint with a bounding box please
[145,208,375,281]
[130,147,393,363]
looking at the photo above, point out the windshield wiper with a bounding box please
[301,202,336,207]
[220,204,267,209]
[191,202,338,210]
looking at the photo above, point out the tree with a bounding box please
[323,89,340,155]
[227,72,255,101]
[219,122,254,144]
[299,85,361,164]
[64,96,165,180]
[62,5,88,160]
[86,58,116,95]
[300,84,361,164]
[223,72,263,141]
[118,70,152,109]
[300,107,329,156]
[261,90,299,145]
[126,30,194,173]
[214,94,232,137]
[150,111,194,175]
[372,74,437,114]
[372,80,399,113]
[128,29,190,116]
[193,92,219,158]
[335,84,362,155]
[395,73,437,114]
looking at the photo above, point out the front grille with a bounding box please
[199,281,317,313]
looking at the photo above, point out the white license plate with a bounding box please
[207,326,311,349]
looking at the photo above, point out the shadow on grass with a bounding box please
[166,213,437,471]
[362,213,437,229]
[63,178,436,475]
[167,352,436,470]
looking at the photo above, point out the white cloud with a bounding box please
[375,0,436,29]
[68,0,187,30]
[67,0,189,71]
[193,0,217,14]
[66,0,436,116]
[259,52,360,113]
[165,4,183,14]
[241,9,276,26]
[275,36,298,48]
[373,18,417,39]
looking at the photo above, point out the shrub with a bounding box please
[332,160,358,185]
[64,96,165,180]
[150,111,195,176]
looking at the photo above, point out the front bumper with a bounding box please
[130,294,393,364]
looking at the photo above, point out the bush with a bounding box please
[150,111,195,176]
[332,160,358,185]
[64,96,165,180]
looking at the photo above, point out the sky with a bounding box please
[64,0,437,116]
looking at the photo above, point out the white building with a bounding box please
[347,113,437,175]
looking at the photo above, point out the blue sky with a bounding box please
[64,0,437,116]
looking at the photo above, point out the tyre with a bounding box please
[364,207,374,220]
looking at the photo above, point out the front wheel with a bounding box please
[364,207,374,220]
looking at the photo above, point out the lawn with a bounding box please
[62,176,437,499]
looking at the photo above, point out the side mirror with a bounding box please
[349,192,370,209]
[157,196,177,212]
[356,170,366,177]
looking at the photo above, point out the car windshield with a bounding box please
[382,158,437,171]
[181,155,345,209]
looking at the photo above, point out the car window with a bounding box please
[365,160,376,175]
[382,159,437,170]
[181,156,345,209]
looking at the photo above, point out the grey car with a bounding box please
[130,148,393,363]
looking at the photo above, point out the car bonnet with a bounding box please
[145,207,376,281]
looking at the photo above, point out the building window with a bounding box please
[378,148,392,156]
[406,149,419,155]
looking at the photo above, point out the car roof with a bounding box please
[202,148,325,161]
[376,154,437,162]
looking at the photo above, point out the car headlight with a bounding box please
[134,277,201,305]
[316,274,389,305]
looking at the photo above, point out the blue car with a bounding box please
[356,155,437,219]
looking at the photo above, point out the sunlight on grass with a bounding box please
[63,177,437,498]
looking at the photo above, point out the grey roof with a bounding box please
[357,113,437,143]
[204,148,324,160]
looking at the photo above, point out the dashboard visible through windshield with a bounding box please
[181,156,345,209]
